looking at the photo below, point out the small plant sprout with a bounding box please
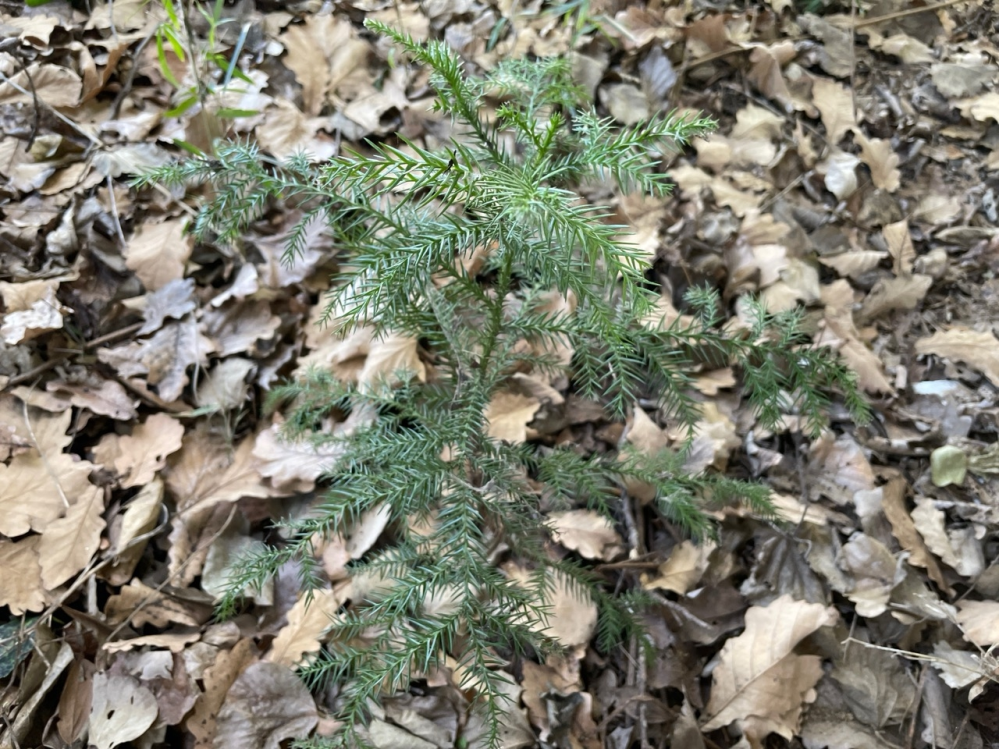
[138,21,867,748]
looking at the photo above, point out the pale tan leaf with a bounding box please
[642,540,715,594]
[0,536,46,614]
[266,589,341,667]
[856,134,900,192]
[956,92,999,124]
[507,565,597,649]
[88,673,158,749]
[0,278,59,311]
[0,64,82,107]
[840,533,903,618]
[540,571,598,648]
[0,138,55,192]
[57,659,95,745]
[215,661,318,749]
[819,250,888,278]
[105,578,213,629]
[626,406,668,454]
[708,177,762,216]
[913,194,962,225]
[747,45,793,111]
[39,484,105,588]
[690,369,735,397]
[820,282,894,394]
[812,77,855,144]
[730,104,785,141]
[359,333,427,391]
[859,274,932,322]
[102,631,200,654]
[166,427,275,517]
[956,600,999,647]
[484,391,540,443]
[0,284,67,344]
[254,100,336,160]
[549,510,624,561]
[932,641,984,690]
[124,219,192,291]
[186,638,258,749]
[930,63,992,98]
[46,377,138,421]
[600,84,649,125]
[345,503,391,559]
[0,400,72,455]
[880,479,950,594]
[112,413,185,489]
[702,596,837,734]
[280,15,369,116]
[868,33,934,64]
[0,452,94,536]
[195,357,255,412]
[252,213,329,289]
[915,327,999,387]
[201,530,272,603]
[687,402,740,472]
[252,418,354,491]
[882,220,914,275]
[800,717,893,749]
[87,0,163,31]
[911,498,983,577]
[105,478,164,585]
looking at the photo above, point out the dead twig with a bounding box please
[853,0,966,27]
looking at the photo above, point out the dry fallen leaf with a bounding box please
[279,15,369,116]
[831,643,915,728]
[642,540,715,595]
[484,390,541,444]
[911,498,983,577]
[38,484,105,589]
[703,595,837,742]
[214,661,318,749]
[186,638,258,749]
[97,412,185,489]
[166,428,275,518]
[0,536,46,614]
[0,283,68,344]
[88,673,159,749]
[266,589,341,668]
[0,450,97,537]
[915,328,999,387]
[548,510,624,561]
[0,64,82,107]
[507,565,597,649]
[882,220,915,275]
[812,77,856,144]
[105,478,164,585]
[855,134,900,192]
[98,317,217,402]
[931,641,984,692]
[956,600,999,648]
[124,219,193,291]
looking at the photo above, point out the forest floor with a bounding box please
[2,0,999,747]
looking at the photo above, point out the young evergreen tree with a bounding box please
[139,21,867,747]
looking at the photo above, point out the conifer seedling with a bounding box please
[139,21,867,747]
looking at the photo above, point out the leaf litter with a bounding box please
[2,0,999,747]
